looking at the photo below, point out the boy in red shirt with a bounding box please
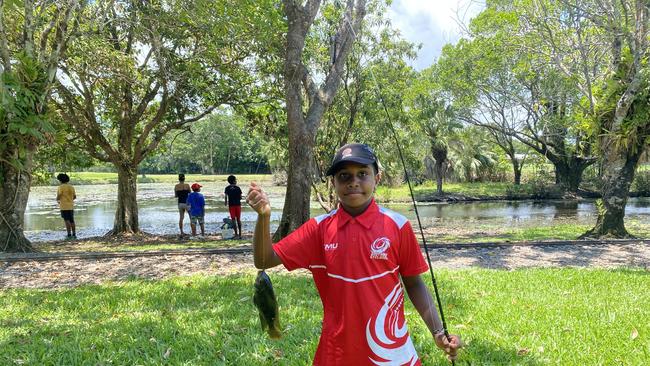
[247,143,461,365]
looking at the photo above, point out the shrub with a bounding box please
[633,170,650,195]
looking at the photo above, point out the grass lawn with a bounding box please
[17,216,650,255]
[422,217,650,244]
[1,268,648,365]
[30,237,246,254]
[376,182,529,202]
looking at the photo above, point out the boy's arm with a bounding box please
[403,275,462,361]
[246,182,282,269]
[224,190,228,206]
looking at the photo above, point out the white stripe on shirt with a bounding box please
[308,265,400,283]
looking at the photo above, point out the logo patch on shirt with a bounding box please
[370,237,390,260]
[324,243,339,251]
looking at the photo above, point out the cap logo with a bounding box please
[342,148,353,158]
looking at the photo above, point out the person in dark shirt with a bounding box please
[174,174,191,237]
[224,175,243,239]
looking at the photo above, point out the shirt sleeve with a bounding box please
[273,218,321,271]
[398,221,429,277]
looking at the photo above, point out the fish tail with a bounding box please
[268,325,282,339]
[268,316,282,339]
[258,313,268,331]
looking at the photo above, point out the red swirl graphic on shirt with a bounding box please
[371,237,391,255]
[365,283,418,365]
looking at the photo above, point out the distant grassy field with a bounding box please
[376,182,520,202]
[1,268,647,365]
[52,172,274,186]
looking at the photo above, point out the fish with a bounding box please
[253,270,282,339]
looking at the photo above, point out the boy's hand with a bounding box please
[246,182,271,216]
[434,332,462,362]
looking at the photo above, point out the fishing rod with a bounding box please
[343,17,457,365]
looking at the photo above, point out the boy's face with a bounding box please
[331,162,380,216]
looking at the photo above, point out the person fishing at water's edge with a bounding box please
[247,143,462,365]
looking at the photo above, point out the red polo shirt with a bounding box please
[274,199,429,366]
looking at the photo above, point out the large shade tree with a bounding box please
[310,0,419,210]
[513,0,650,237]
[53,0,279,235]
[436,7,596,193]
[275,0,367,239]
[1,0,84,252]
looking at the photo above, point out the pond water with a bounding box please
[25,182,650,242]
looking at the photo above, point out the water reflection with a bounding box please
[24,183,650,242]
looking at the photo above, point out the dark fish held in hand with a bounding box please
[253,270,282,339]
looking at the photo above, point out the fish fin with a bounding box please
[268,325,282,339]
[258,312,268,331]
[268,316,282,339]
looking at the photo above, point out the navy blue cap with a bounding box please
[326,143,379,176]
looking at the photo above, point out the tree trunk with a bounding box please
[551,157,593,193]
[273,139,314,241]
[0,150,34,252]
[111,163,140,235]
[431,146,447,195]
[434,159,445,195]
[511,157,521,185]
[581,144,642,238]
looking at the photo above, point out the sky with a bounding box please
[388,0,485,70]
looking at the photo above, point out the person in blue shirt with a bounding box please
[187,183,206,237]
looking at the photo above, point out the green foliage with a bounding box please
[140,109,270,175]
[0,53,52,173]
[632,170,650,195]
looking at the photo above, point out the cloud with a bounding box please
[388,0,485,70]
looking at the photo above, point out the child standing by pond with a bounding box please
[56,173,76,240]
[224,175,243,239]
[174,173,191,238]
[187,183,206,238]
[247,143,462,365]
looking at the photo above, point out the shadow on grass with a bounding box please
[0,275,321,365]
[444,339,545,366]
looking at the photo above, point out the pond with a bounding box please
[25,182,650,242]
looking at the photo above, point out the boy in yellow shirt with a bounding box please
[56,173,76,240]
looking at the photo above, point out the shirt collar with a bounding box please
[336,198,379,229]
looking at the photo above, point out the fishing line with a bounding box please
[343,17,456,364]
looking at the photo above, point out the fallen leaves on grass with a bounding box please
[517,348,530,356]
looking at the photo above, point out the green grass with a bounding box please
[1,268,648,365]
[376,182,519,202]
[30,238,245,254]
[54,172,274,186]
[18,218,650,255]
[424,219,650,244]
[426,224,594,244]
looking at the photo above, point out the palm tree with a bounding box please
[448,127,499,183]
[419,103,462,194]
